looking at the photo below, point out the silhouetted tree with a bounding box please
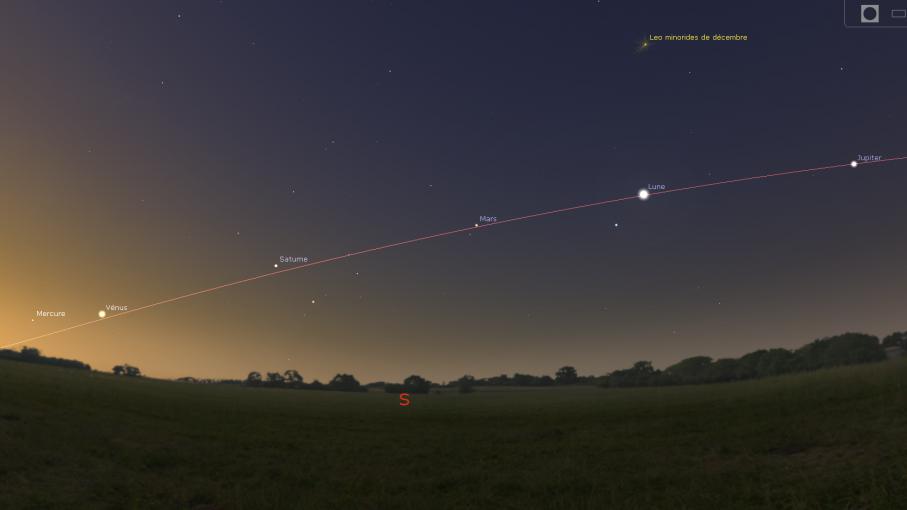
[283,369,303,388]
[244,371,262,387]
[402,374,432,393]
[512,373,536,386]
[112,364,141,377]
[555,366,578,384]
[708,358,739,383]
[477,373,507,386]
[882,331,907,349]
[329,373,364,392]
[665,356,713,384]
[735,348,795,379]
[457,375,475,393]
[21,347,41,359]
[265,372,285,387]
[794,333,884,371]
[607,361,659,387]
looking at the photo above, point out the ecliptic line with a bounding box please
[5,155,907,349]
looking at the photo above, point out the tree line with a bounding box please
[601,332,902,388]
[3,330,903,391]
[362,331,904,392]
[237,370,367,392]
[0,347,91,370]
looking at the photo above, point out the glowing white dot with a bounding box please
[311,299,316,304]
[98,310,106,318]
[850,160,858,168]
[274,264,278,268]
[638,189,650,201]
[474,223,479,227]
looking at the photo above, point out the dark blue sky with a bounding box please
[2,1,905,381]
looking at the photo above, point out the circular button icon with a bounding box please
[861,4,880,23]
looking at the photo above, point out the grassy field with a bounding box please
[2,359,907,509]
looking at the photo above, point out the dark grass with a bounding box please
[2,359,907,509]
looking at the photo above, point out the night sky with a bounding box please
[2,1,905,383]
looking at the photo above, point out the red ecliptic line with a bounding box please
[4,155,905,349]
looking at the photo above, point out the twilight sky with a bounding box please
[1,1,905,383]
